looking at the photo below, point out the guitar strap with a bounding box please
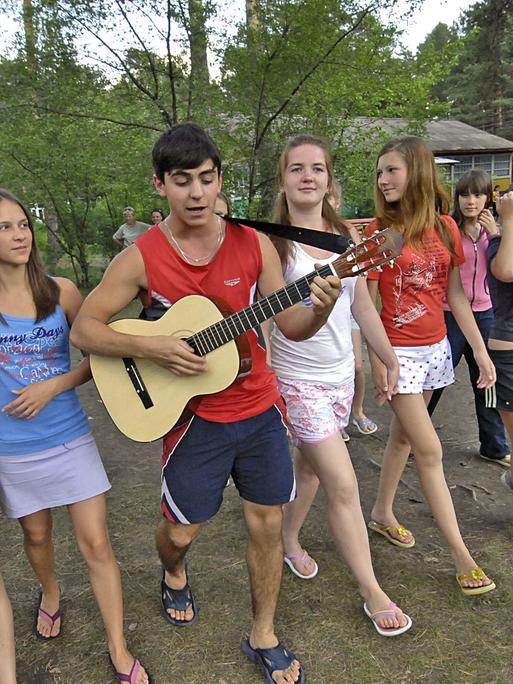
[226,216,351,254]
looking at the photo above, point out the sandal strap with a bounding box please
[38,606,62,626]
[285,550,309,561]
[113,658,141,684]
[162,581,193,611]
[369,601,398,620]
[253,642,296,674]
[457,566,485,582]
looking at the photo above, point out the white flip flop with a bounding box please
[283,550,319,579]
[363,601,412,637]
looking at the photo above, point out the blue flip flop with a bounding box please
[242,638,305,683]
[160,563,198,627]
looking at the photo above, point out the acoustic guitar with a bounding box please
[90,228,402,441]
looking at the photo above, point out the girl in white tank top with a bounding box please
[268,135,412,636]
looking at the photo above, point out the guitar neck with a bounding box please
[186,262,335,356]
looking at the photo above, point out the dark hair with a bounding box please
[215,192,231,216]
[374,136,456,261]
[0,188,59,324]
[151,208,165,221]
[452,169,492,230]
[152,122,222,182]
[272,134,350,269]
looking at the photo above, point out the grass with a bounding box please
[2,346,512,683]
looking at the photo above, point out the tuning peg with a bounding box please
[387,259,395,268]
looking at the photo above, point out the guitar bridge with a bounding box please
[122,358,154,409]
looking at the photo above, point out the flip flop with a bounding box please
[456,566,496,596]
[109,655,153,684]
[34,592,62,641]
[363,601,412,637]
[352,416,378,435]
[242,638,304,684]
[367,520,415,548]
[160,564,198,627]
[480,453,511,468]
[341,428,350,442]
[284,550,318,579]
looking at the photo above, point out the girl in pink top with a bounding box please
[366,137,496,596]
[428,170,509,466]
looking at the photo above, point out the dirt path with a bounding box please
[2,355,512,683]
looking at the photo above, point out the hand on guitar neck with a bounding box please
[89,227,403,441]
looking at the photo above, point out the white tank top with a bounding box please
[270,243,357,384]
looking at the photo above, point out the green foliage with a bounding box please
[422,1,513,140]
[0,0,453,287]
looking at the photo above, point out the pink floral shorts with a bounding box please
[277,377,354,445]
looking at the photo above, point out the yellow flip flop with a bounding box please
[368,520,415,548]
[456,567,496,596]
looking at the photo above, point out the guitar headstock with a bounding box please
[332,228,403,279]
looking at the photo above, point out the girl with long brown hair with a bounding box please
[0,189,150,683]
[269,135,412,636]
[365,137,497,595]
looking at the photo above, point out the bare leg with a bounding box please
[18,509,61,638]
[350,330,376,431]
[375,394,492,588]
[0,574,16,684]
[351,329,366,419]
[301,433,407,629]
[155,519,201,623]
[68,495,148,684]
[243,501,301,684]
[282,447,319,575]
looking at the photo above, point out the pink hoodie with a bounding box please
[444,225,492,312]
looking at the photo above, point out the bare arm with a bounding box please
[70,246,206,376]
[256,233,340,341]
[446,267,495,388]
[362,278,398,404]
[351,278,398,371]
[492,192,513,282]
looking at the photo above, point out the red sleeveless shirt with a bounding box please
[135,222,280,422]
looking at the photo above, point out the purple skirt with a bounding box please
[0,432,111,518]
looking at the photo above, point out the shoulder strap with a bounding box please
[226,217,350,254]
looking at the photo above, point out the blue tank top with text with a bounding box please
[0,306,89,456]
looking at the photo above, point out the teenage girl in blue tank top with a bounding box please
[0,189,149,684]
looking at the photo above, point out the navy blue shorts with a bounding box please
[160,401,295,524]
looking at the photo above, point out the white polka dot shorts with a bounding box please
[393,337,454,394]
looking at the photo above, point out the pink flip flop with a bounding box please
[109,655,152,684]
[363,601,412,637]
[34,592,62,641]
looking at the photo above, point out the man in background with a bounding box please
[113,207,150,249]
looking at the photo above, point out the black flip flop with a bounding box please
[160,563,198,627]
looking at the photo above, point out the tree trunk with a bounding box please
[188,0,209,116]
[23,0,37,73]
[246,0,259,30]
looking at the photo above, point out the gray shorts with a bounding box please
[0,432,111,518]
